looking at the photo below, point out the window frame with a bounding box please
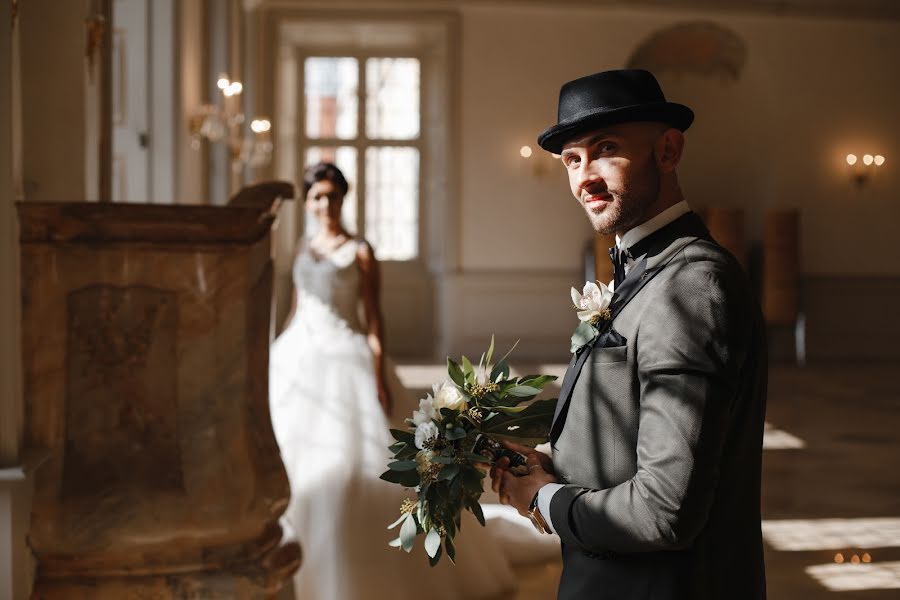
[297,49,425,262]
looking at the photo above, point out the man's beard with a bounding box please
[584,153,660,235]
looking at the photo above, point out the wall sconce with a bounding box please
[846,152,885,187]
[518,144,561,178]
[189,73,273,171]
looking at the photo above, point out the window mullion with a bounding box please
[357,55,367,240]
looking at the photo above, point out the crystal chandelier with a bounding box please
[189,73,272,171]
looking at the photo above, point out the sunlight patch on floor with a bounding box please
[806,561,900,592]
[762,517,900,551]
[763,421,806,449]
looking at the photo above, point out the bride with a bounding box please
[269,162,518,600]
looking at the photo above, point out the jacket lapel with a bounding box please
[550,212,710,444]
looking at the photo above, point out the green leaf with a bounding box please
[380,468,421,488]
[388,460,418,472]
[425,528,441,558]
[427,543,443,566]
[388,536,403,548]
[388,441,407,454]
[438,463,460,481]
[570,321,599,353]
[387,512,408,530]
[400,514,417,553]
[462,355,475,385]
[431,454,454,464]
[447,358,465,387]
[517,374,558,389]
[506,385,542,397]
[469,501,486,527]
[485,335,496,372]
[495,340,520,370]
[445,424,467,441]
[389,429,416,445]
[489,359,510,383]
[445,534,456,564]
[479,398,559,446]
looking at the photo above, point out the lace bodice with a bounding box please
[292,237,364,333]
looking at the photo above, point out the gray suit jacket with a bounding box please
[550,212,767,600]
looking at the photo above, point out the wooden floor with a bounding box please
[395,362,900,599]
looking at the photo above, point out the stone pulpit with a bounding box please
[17,182,301,598]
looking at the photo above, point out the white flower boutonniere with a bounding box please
[570,280,614,353]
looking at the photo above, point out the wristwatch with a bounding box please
[527,490,550,534]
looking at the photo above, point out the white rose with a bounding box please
[433,382,466,412]
[412,395,438,425]
[414,421,439,449]
[570,280,614,323]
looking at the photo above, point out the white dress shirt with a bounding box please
[536,200,692,534]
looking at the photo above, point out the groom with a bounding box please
[491,69,767,599]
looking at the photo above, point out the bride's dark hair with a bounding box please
[302,162,350,198]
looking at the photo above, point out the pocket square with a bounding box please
[596,327,627,349]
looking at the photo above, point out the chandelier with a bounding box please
[189,73,272,171]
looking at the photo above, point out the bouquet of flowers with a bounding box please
[381,337,558,565]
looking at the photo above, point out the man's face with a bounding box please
[560,122,664,236]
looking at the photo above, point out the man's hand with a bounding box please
[490,440,558,516]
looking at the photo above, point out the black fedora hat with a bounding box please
[537,69,694,154]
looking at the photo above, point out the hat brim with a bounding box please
[537,102,694,154]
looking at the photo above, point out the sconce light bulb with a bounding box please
[863,154,874,166]
[874,155,885,166]
[250,118,272,134]
[217,74,230,90]
[520,145,533,158]
[230,81,243,96]
[846,154,857,166]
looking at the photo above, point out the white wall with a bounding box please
[458,5,900,276]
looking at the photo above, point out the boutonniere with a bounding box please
[569,280,614,353]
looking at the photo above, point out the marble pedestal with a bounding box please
[18,185,300,598]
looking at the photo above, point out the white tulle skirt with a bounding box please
[269,315,519,600]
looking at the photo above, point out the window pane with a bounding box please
[304,147,359,235]
[366,58,420,140]
[365,147,419,260]
[305,57,358,139]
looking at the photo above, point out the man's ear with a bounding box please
[654,128,685,173]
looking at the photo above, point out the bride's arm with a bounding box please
[358,241,392,415]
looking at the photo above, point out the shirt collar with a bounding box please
[615,201,691,254]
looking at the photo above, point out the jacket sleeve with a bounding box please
[549,264,753,553]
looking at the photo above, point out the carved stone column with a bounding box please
[19,188,300,598]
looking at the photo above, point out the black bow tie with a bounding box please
[608,246,628,288]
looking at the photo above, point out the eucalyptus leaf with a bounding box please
[390,429,416,445]
[485,335,495,372]
[445,534,456,564]
[387,512,408,530]
[469,500,486,527]
[447,358,465,387]
[445,424,467,441]
[495,339,520,370]
[388,460,418,471]
[400,513,417,553]
[380,468,421,488]
[570,321,599,353]
[425,528,442,558]
[507,385,541,397]
[428,544,443,566]
[462,355,475,384]
[517,374,558,389]
[438,463,460,481]
[489,359,510,383]
[388,441,407,453]
[480,398,558,446]
[388,536,403,548]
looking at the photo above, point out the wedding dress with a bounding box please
[269,238,519,600]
